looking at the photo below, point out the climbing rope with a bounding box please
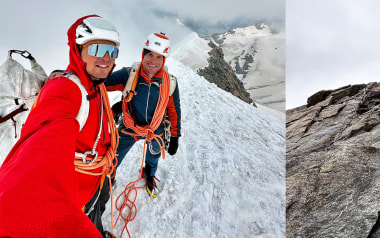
[111,141,147,238]
[112,66,170,237]
[121,64,170,159]
[74,83,119,177]
[72,83,119,230]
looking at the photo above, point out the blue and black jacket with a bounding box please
[105,66,181,137]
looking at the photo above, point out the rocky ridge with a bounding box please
[197,40,253,105]
[286,82,380,237]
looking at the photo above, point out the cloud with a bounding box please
[145,0,284,25]
[0,0,284,82]
[0,0,192,74]
[286,0,380,109]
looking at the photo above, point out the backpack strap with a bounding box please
[169,73,177,96]
[164,65,177,96]
[122,62,177,101]
[30,72,90,131]
[122,62,140,102]
[63,73,90,131]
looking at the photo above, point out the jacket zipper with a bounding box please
[146,83,151,124]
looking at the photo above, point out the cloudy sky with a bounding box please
[0,0,284,76]
[287,0,380,109]
[4,1,378,111]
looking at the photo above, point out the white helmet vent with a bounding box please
[86,17,118,32]
[144,33,170,57]
[76,17,120,47]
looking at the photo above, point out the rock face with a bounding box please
[286,83,380,238]
[198,41,254,105]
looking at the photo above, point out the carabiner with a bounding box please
[86,151,99,165]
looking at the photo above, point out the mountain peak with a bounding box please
[198,43,253,105]
[171,26,285,120]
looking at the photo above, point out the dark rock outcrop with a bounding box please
[287,82,380,238]
[198,41,254,106]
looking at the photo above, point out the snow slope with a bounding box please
[243,30,285,112]
[103,58,285,237]
[171,32,210,70]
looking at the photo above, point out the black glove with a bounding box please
[167,136,178,155]
[111,101,123,126]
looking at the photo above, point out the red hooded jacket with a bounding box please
[0,15,112,237]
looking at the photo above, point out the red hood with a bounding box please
[65,14,99,91]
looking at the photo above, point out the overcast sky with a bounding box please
[0,0,284,76]
[287,0,380,109]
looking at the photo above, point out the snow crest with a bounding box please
[104,59,285,238]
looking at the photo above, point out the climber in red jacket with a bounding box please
[0,15,119,237]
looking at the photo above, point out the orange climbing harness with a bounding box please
[111,64,170,237]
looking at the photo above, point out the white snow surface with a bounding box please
[220,25,272,64]
[0,56,285,237]
[103,59,286,237]
[215,26,285,115]
[171,32,211,70]
[244,31,285,114]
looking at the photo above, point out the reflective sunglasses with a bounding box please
[83,43,119,59]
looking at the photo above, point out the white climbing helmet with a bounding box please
[144,33,170,57]
[76,16,120,47]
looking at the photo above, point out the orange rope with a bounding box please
[112,66,170,237]
[73,83,119,231]
[32,76,120,231]
[112,142,147,238]
[121,64,170,159]
[74,84,119,177]
[34,77,119,175]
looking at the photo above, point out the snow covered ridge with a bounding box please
[104,59,285,237]
[210,24,285,115]
[171,24,285,121]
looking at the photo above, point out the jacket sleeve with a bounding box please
[167,82,181,137]
[0,78,102,237]
[105,67,130,92]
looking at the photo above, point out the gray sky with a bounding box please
[287,0,380,109]
[0,0,284,76]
